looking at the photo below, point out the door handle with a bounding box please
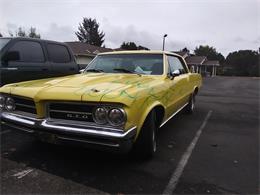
[42,68,48,71]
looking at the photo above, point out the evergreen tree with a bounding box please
[75,18,105,46]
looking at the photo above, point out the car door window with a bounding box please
[8,41,45,63]
[167,55,187,74]
[47,44,71,63]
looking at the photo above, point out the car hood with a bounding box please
[1,73,162,106]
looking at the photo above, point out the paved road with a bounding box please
[1,76,259,194]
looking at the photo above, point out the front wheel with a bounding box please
[185,93,195,114]
[132,110,157,159]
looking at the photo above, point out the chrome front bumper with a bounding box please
[0,112,137,153]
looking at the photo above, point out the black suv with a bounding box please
[0,37,80,86]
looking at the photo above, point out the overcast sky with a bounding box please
[0,0,259,56]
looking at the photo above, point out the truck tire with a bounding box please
[132,110,157,159]
[185,93,195,114]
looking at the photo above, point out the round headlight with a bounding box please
[0,95,5,110]
[107,108,126,126]
[5,97,16,111]
[93,107,107,124]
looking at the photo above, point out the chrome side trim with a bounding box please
[41,120,136,139]
[0,67,18,71]
[1,112,39,126]
[159,103,188,128]
[46,118,125,132]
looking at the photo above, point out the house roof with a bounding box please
[202,60,220,66]
[172,51,189,58]
[65,41,113,56]
[185,56,207,65]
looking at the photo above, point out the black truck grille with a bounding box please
[48,102,95,122]
[13,96,36,114]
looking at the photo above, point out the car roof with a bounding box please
[0,37,67,45]
[99,50,182,58]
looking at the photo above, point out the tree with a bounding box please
[28,27,41,38]
[121,42,138,50]
[75,18,105,46]
[9,27,41,38]
[120,42,149,50]
[137,45,149,50]
[194,45,225,64]
[225,50,259,76]
[9,31,14,37]
[17,27,26,37]
[181,47,190,53]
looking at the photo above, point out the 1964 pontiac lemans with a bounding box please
[0,51,202,158]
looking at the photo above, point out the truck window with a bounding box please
[167,55,187,74]
[47,44,71,63]
[8,41,45,62]
[0,38,11,51]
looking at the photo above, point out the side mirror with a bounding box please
[171,69,181,77]
[2,51,20,64]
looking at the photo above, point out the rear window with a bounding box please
[8,41,45,62]
[47,44,71,63]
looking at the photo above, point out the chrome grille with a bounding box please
[48,102,95,122]
[13,96,36,114]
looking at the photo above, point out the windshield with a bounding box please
[85,54,164,75]
[0,38,11,51]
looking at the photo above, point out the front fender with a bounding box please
[134,101,165,140]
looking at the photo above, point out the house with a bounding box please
[202,60,219,76]
[185,55,206,73]
[173,51,219,76]
[65,42,113,69]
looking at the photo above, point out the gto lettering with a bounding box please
[66,113,88,119]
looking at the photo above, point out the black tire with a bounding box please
[185,93,195,114]
[132,110,157,159]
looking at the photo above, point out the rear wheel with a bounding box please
[132,110,157,159]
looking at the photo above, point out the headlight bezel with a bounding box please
[107,108,126,127]
[92,107,108,125]
[5,97,16,111]
[0,95,6,110]
[0,94,16,112]
[92,106,127,127]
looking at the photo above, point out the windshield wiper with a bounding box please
[113,68,134,73]
[113,68,141,76]
[85,69,104,73]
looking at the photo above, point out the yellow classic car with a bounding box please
[0,50,201,158]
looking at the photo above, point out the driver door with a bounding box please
[165,55,189,117]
